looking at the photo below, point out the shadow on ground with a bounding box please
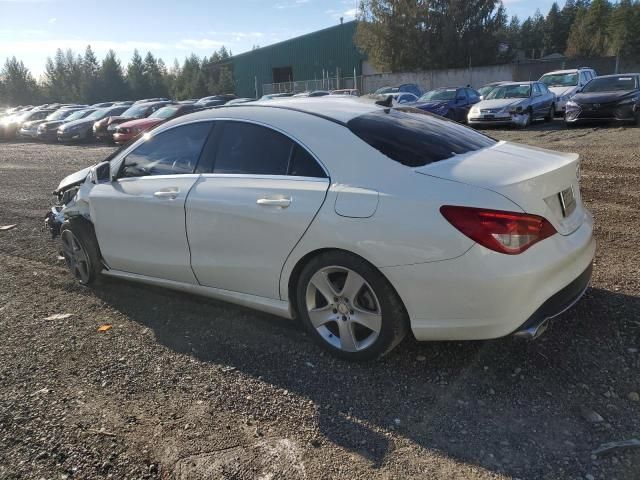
[92,279,640,478]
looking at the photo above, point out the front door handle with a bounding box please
[257,197,291,208]
[154,189,179,199]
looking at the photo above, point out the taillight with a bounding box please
[440,206,557,255]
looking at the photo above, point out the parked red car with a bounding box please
[112,103,203,144]
[93,101,174,142]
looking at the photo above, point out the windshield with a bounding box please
[66,109,93,121]
[121,104,150,117]
[84,108,112,120]
[46,109,75,121]
[150,106,180,119]
[479,85,502,97]
[486,84,531,99]
[582,76,638,93]
[419,89,457,102]
[540,73,578,87]
[347,107,495,167]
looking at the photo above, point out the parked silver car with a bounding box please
[468,81,556,128]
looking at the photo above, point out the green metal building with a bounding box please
[216,21,365,98]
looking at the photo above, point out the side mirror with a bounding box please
[91,161,111,184]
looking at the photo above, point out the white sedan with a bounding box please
[47,98,595,361]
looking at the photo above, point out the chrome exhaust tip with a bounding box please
[513,319,549,340]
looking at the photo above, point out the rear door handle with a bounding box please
[154,188,179,199]
[257,197,291,208]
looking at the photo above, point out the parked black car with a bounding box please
[565,73,640,126]
[57,105,129,143]
[37,108,96,141]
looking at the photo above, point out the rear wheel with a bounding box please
[60,218,102,285]
[296,251,408,361]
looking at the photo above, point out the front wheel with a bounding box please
[545,104,555,122]
[296,251,408,361]
[60,218,102,285]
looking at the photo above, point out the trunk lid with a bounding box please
[415,141,584,235]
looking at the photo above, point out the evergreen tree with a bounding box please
[99,50,128,101]
[80,45,101,104]
[566,0,611,56]
[607,0,640,56]
[0,57,39,105]
[126,49,148,99]
[144,52,168,98]
[543,3,565,54]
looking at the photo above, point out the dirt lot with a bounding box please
[0,121,639,480]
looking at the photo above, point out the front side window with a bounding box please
[213,121,326,178]
[119,122,212,178]
[347,107,496,167]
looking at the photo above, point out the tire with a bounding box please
[545,104,554,122]
[295,251,409,361]
[59,217,102,285]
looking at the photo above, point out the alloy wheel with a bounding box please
[305,266,382,352]
[60,230,91,284]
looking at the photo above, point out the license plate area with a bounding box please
[558,186,576,217]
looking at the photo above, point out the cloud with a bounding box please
[176,38,225,50]
[326,6,358,20]
[275,0,310,9]
[48,17,56,24]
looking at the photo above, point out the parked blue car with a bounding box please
[411,87,481,122]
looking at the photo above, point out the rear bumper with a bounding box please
[512,262,592,339]
[382,211,596,341]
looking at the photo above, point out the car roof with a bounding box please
[498,81,537,86]
[542,68,594,75]
[177,97,382,124]
[592,73,640,78]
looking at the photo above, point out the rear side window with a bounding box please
[213,121,326,177]
[346,108,496,167]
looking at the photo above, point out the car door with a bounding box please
[531,83,545,116]
[89,121,213,283]
[539,83,554,110]
[186,120,330,300]
[454,88,469,121]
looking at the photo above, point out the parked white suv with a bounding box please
[539,68,597,114]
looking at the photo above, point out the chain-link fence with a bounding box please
[262,76,363,96]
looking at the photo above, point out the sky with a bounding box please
[1,0,557,78]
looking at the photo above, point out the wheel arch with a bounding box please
[285,247,408,323]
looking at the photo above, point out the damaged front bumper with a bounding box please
[44,206,65,238]
[44,175,92,238]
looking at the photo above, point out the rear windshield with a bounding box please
[346,107,495,167]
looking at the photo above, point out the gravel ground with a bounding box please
[0,121,639,480]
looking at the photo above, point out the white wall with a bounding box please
[362,64,514,93]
